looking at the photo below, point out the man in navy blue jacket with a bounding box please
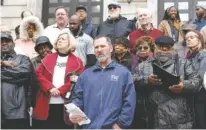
[70,36,136,129]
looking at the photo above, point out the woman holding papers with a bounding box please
[133,36,201,129]
[185,29,206,128]
[32,32,84,129]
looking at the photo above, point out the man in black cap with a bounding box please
[114,37,132,71]
[31,36,53,70]
[95,0,135,42]
[1,33,32,129]
[76,5,95,38]
[132,36,201,128]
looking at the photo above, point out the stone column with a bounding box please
[27,0,43,20]
[147,0,158,27]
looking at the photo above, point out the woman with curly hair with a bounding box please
[131,36,155,129]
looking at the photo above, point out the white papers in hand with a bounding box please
[65,103,91,125]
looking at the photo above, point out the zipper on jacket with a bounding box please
[100,69,103,115]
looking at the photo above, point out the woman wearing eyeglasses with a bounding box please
[131,36,154,129]
[184,29,206,128]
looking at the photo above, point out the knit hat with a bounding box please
[196,3,206,10]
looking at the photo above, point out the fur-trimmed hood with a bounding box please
[20,16,44,41]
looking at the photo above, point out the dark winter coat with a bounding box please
[133,56,201,129]
[1,52,33,120]
[95,16,135,42]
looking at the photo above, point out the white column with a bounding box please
[147,0,158,28]
[103,0,109,21]
[26,0,43,20]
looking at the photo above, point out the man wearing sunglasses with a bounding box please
[133,36,201,129]
[95,0,135,43]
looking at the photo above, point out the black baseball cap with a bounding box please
[76,5,87,12]
[1,33,13,41]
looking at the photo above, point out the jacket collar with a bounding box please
[41,53,80,76]
[52,23,70,29]
[154,58,175,68]
[93,60,116,71]
[114,51,131,63]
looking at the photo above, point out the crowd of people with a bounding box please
[1,0,206,129]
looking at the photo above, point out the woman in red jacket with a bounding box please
[32,32,84,129]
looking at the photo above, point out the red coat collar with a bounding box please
[41,53,81,76]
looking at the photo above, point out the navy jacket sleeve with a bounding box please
[116,71,136,128]
[71,75,84,110]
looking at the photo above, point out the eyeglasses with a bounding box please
[137,46,149,51]
[56,13,67,16]
[108,6,117,10]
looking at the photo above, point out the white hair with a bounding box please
[137,8,152,18]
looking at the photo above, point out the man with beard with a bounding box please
[69,36,136,129]
[95,0,135,42]
[69,14,96,68]
[76,5,95,38]
[114,37,132,71]
[43,6,70,50]
[1,33,32,129]
[133,36,201,129]
[193,3,206,31]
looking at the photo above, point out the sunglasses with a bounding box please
[108,6,117,10]
[137,46,149,51]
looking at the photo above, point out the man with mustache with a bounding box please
[133,36,201,129]
[95,0,135,42]
[69,36,136,129]
[43,6,70,51]
[69,14,96,68]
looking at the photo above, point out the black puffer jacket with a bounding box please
[1,52,33,120]
[133,56,201,129]
[95,16,135,42]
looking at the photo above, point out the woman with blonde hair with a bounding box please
[32,32,84,129]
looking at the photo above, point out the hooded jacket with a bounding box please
[14,16,44,59]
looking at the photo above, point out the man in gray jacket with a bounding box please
[133,36,202,129]
[1,33,33,129]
